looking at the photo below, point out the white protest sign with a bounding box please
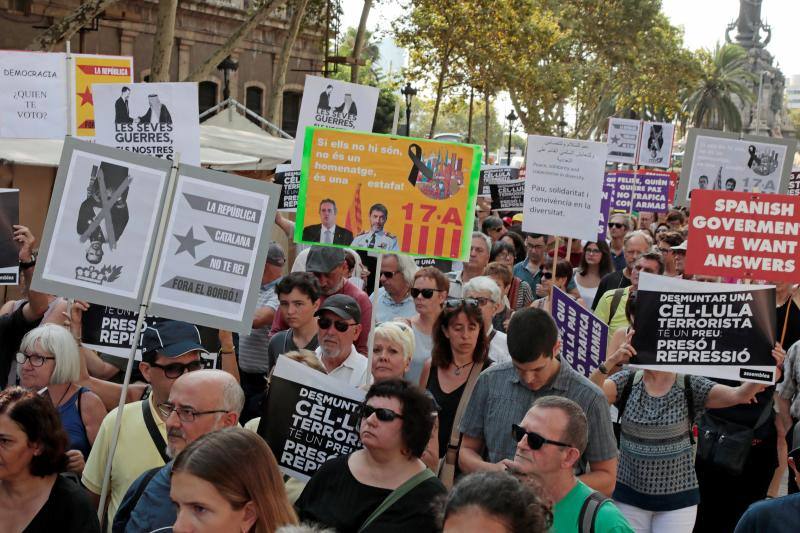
[93,82,200,165]
[637,121,675,169]
[291,75,379,168]
[606,117,641,164]
[0,51,67,139]
[33,138,172,311]
[523,135,607,241]
[148,165,280,334]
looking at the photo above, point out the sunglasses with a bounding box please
[149,360,206,379]
[359,404,404,422]
[608,222,627,229]
[380,271,396,278]
[317,316,357,332]
[445,298,479,309]
[511,424,572,450]
[539,271,553,280]
[411,287,445,299]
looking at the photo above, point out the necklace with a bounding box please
[53,384,73,407]
[453,360,474,376]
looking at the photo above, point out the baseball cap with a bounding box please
[266,242,286,266]
[306,246,346,273]
[142,320,207,358]
[315,294,361,322]
[672,240,688,251]
[512,213,524,223]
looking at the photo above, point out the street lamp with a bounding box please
[401,82,417,137]
[506,110,517,164]
[217,56,239,101]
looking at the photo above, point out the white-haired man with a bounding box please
[375,254,418,323]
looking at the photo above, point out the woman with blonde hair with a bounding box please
[171,427,298,533]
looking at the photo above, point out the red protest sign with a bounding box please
[686,190,800,282]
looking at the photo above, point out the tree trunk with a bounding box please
[183,0,288,82]
[149,0,179,82]
[466,87,474,143]
[428,49,450,138]
[484,92,490,163]
[267,0,310,124]
[349,0,373,83]
[28,0,122,51]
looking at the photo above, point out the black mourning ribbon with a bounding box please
[407,143,434,187]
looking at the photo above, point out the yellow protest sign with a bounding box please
[72,54,133,137]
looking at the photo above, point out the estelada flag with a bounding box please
[344,183,363,235]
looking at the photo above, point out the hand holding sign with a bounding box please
[607,329,637,371]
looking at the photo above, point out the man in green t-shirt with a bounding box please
[505,396,633,533]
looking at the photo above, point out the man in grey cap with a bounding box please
[314,294,367,387]
[238,241,285,421]
[270,246,372,354]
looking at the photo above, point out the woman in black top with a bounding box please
[296,379,446,532]
[0,387,100,533]
[419,299,490,458]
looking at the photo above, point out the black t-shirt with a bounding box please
[0,303,43,388]
[776,298,800,350]
[267,329,319,373]
[592,270,631,311]
[24,475,101,533]
[296,454,446,533]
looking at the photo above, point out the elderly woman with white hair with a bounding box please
[462,276,511,364]
[15,323,107,473]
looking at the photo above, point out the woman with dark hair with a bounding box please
[441,471,551,533]
[573,241,614,309]
[0,387,100,532]
[404,267,450,384]
[296,379,446,532]
[500,232,526,264]
[490,241,516,269]
[171,427,297,533]
[419,300,490,465]
[531,257,586,312]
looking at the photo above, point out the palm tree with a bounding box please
[682,43,756,132]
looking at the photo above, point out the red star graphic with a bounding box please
[77,87,93,106]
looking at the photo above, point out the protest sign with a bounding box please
[606,117,641,165]
[273,163,301,211]
[789,171,800,197]
[677,128,797,206]
[0,51,67,139]
[489,180,525,211]
[605,170,670,213]
[552,287,608,378]
[291,75,379,168]
[0,189,19,285]
[631,273,776,383]
[93,82,200,165]
[637,121,675,169]
[71,54,133,137]
[479,165,520,197]
[685,190,800,282]
[596,183,614,241]
[258,357,364,482]
[33,138,171,311]
[295,127,481,260]
[414,257,454,273]
[149,165,280,333]
[523,135,606,242]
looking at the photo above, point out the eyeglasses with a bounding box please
[359,404,404,422]
[380,271,396,279]
[658,246,672,254]
[317,316,357,332]
[525,243,546,250]
[158,402,228,423]
[148,360,205,379]
[539,271,553,280]
[608,222,627,229]
[463,296,493,307]
[411,287,445,299]
[585,248,601,255]
[445,298,479,309]
[511,424,572,450]
[16,352,55,367]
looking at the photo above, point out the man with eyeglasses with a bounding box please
[594,252,665,333]
[113,370,243,532]
[593,230,653,311]
[375,254,417,323]
[508,396,633,533]
[314,294,367,387]
[82,320,209,527]
[513,233,549,299]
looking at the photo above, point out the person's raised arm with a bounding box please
[218,329,240,383]
[15,225,49,320]
[589,328,634,404]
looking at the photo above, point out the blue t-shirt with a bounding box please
[734,493,800,533]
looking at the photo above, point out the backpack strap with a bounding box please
[141,399,170,463]
[607,288,626,325]
[578,489,612,533]
[111,466,161,533]
[615,370,642,423]
[358,468,435,532]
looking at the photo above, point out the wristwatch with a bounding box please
[19,251,37,269]
[598,362,609,375]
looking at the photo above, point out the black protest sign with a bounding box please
[0,189,19,285]
[479,166,520,197]
[414,257,454,273]
[489,181,525,211]
[631,273,776,383]
[273,165,301,211]
[258,357,364,481]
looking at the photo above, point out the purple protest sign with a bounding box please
[552,287,608,378]
[597,182,614,241]
[605,170,670,213]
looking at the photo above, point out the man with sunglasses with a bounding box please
[314,294,367,387]
[82,320,209,527]
[594,252,664,332]
[657,231,683,277]
[375,254,417,323]
[607,214,633,272]
[508,396,633,533]
[593,230,652,311]
[113,370,243,532]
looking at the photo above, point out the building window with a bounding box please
[199,81,218,114]
[245,86,264,124]
[282,91,301,137]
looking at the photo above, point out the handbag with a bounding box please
[358,468,435,532]
[696,397,774,476]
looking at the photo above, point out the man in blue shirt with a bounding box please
[374,254,417,323]
[734,458,800,533]
[513,233,549,299]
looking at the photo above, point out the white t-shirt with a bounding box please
[315,345,367,387]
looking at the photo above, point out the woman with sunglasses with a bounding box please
[573,241,614,309]
[296,379,446,532]
[403,267,450,384]
[531,257,586,312]
[15,324,107,475]
[589,297,785,533]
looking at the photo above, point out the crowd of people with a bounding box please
[1,199,799,533]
